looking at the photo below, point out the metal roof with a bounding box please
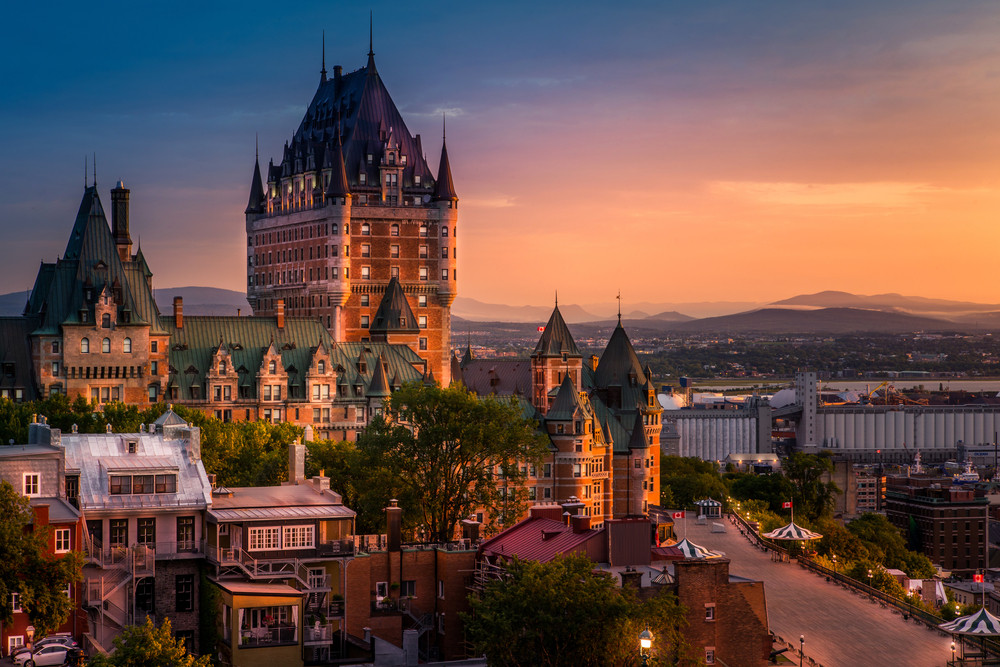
[209,504,355,523]
[208,482,355,522]
[29,497,80,523]
[62,429,211,513]
[532,305,581,358]
[369,277,418,334]
[0,318,38,399]
[479,516,601,563]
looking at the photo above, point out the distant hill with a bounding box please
[661,307,961,334]
[453,297,600,324]
[152,287,250,316]
[773,291,1000,315]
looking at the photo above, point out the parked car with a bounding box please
[10,636,78,659]
[13,644,69,666]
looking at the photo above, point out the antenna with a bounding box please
[321,30,327,81]
[93,152,97,187]
[369,11,374,56]
[255,133,259,161]
[617,290,622,322]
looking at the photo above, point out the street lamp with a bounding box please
[799,635,805,667]
[639,628,654,667]
[832,554,837,575]
[868,568,873,589]
[952,640,956,663]
[25,625,34,648]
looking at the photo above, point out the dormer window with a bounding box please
[387,152,395,165]
[414,175,420,186]
[367,153,373,164]
[400,155,407,165]
[318,361,325,374]
[268,360,277,374]
[220,361,227,374]
[359,173,366,185]
[81,338,90,354]
[102,313,111,328]
[127,440,138,454]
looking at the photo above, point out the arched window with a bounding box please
[268,360,276,374]
[391,224,399,237]
[332,223,339,235]
[442,226,449,237]
[102,338,111,353]
[123,338,132,353]
[361,223,370,236]
[318,361,326,374]
[81,338,90,354]
[102,313,111,328]
[219,361,227,374]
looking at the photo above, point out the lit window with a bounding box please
[442,226,448,237]
[419,225,428,237]
[391,224,399,236]
[102,338,111,353]
[123,337,132,353]
[360,295,369,307]
[419,316,427,329]
[361,223,370,236]
[81,338,90,353]
[419,267,428,281]
[442,269,449,280]
[361,266,371,280]
[418,295,427,307]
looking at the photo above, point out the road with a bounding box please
[682,517,955,667]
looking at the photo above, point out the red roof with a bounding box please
[479,516,602,563]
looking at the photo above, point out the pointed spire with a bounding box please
[93,152,97,188]
[533,301,581,358]
[366,12,377,74]
[367,353,391,398]
[246,142,266,215]
[324,125,351,201]
[84,155,88,190]
[321,30,327,82]
[432,117,458,202]
[617,290,622,323]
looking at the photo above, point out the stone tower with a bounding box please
[245,36,457,384]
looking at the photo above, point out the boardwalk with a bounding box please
[683,518,953,667]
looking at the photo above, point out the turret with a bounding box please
[245,152,266,216]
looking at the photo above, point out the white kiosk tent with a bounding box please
[694,497,723,519]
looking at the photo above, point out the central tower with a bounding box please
[245,35,458,384]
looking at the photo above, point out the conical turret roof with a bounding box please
[546,374,591,422]
[595,321,644,388]
[367,353,391,398]
[324,130,351,199]
[627,410,649,450]
[532,304,580,358]
[432,137,457,201]
[245,157,266,214]
[369,277,419,334]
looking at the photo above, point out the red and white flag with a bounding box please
[974,574,985,583]
[782,501,793,509]
[672,511,685,519]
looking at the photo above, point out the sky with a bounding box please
[1,1,999,310]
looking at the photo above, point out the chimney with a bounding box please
[276,299,285,329]
[334,65,343,87]
[561,496,585,519]
[312,474,331,493]
[207,473,217,489]
[461,516,481,542]
[386,499,402,552]
[111,180,132,262]
[571,514,591,533]
[173,297,183,329]
[287,441,305,485]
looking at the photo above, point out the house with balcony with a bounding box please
[0,418,85,655]
[61,408,212,652]
[205,442,361,667]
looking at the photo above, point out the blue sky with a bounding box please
[2,1,999,306]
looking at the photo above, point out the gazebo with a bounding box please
[762,523,823,541]
[940,607,1000,663]
[694,497,723,519]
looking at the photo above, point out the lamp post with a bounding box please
[25,625,34,649]
[639,628,654,667]
[832,554,837,576]
[951,640,956,664]
[868,568,873,590]
[799,634,804,667]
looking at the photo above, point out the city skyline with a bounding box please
[1,1,999,307]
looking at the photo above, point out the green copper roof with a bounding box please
[546,375,592,422]
[366,353,391,398]
[595,322,644,388]
[532,305,580,358]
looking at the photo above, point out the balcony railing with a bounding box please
[239,625,297,648]
[303,622,334,645]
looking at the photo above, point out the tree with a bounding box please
[464,554,693,667]
[0,481,82,638]
[359,383,549,540]
[783,451,839,521]
[659,456,728,508]
[88,616,211,667]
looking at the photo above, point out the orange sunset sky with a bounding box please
[1,2,999,310]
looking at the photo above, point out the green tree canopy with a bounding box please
[727,472,796,512]
[359,383,549,541]
[89,616,211,667]
[659,456,728,508]
[463,554,693,667]
[0,481,82,637]
[783,451,839,521]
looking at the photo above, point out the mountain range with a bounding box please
[2,287,999,334]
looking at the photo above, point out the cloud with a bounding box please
[462,195,517,209]
[705,180,990,208]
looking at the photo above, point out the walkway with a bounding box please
[683,517,953,666]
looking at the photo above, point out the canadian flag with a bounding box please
[974,574,985,583]
[782,501,793,509]
[672,511,685,519]
[537,326,545,332]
